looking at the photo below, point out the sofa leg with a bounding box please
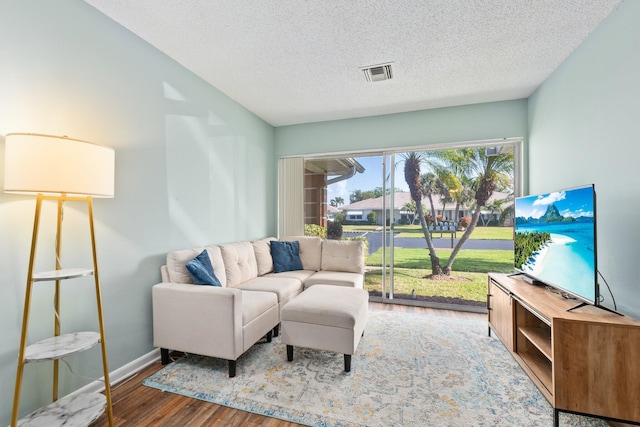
[228,360,237,378]
[286,345,293,362]
[344,354,351,372]
[273,324,280,337]
[266,330,273,343]
[160,348,170,365]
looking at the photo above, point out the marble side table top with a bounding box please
[18,392,106,427]
[25,332,100,362]
[32,268,93,282]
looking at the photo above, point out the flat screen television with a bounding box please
[514,184,598,307]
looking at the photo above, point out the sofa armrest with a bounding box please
[160,265,169,282]
[152,283,243,360]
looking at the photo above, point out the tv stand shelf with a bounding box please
[487,273,640,426]
[518,326,551,359]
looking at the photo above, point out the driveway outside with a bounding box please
[344,231,514,255]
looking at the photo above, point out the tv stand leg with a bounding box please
[553,408,559,427]
[567,302,623,315]
[595,304,623,316]
[567,301,588,312]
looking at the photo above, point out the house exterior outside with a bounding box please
[304,158,365,228]
[327,204,341,221]
[338,191,512,226]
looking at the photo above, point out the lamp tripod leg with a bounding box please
[11,195,44,427]
[87,198,114,426]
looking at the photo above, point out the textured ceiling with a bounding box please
[83,0,621,127]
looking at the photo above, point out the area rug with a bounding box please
[143,310,606,427]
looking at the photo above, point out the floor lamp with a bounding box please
[5,133,115,426]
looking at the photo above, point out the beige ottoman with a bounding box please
[281,284,369,372]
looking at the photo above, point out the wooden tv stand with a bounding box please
[487,273,640,426]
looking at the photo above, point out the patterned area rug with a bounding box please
[143,310,606,427]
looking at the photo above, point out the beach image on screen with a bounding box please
[514,185,596,302]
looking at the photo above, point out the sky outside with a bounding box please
[326,146,517,208]
[515,186,595,219]
[327,155,410,206]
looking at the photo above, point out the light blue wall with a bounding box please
[0,0,275,423]
[275,99,528,157]
[528,1,640,318]
[2,0,637,423]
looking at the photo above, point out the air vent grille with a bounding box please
[361,63,394,82]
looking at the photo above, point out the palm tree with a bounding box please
[440,147,513,275]
[402,152,443,275]
[499,195,515,226]
[482,198,505,226]
[435,170,460,221]
[330,197,344,207]
[402,148,513,276]
[402,200,417,224]
[451,174,475,224]
[420,172,438,224]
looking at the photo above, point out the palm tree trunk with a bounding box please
[403,152,443,276]
[427,195,436,224]
[415,199,443,275]
[443,207,482,275]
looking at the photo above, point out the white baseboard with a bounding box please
[69,348,160,397]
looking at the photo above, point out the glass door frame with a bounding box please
[298,136,523,308]
[381,152,395,300]
[378,139,523,304]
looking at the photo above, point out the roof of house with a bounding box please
[340,191,511,212]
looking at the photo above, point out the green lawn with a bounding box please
[342,224,379,233]
[364,269,490,302]
[342,225,513,240]
[392,225,513,240]
[365,247,514,303]
[340,225,514,304]
[368,247,514,273]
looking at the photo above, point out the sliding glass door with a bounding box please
[297,139,520,311]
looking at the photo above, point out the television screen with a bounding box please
[514,184,598,305]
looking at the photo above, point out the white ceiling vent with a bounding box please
[361,63,394,82]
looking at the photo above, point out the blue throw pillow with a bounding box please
[185,250,222,286]
[271,241,303,273]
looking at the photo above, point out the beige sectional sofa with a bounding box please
[152,236,365,376]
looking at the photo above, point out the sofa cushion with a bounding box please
[252,237,276,276]
[185,250,222,287]
[265,270,316,283]
[281,285,368,329]
[220,241,259,287]
[241,290,278,326]
[166,246,228,286]
[321,240,365,274]
[271,240,303,273]
[203,245,227,286]
[280,236,322,271]
[166,247,205,284]
[304,270,364,289]
[234,276,304,304]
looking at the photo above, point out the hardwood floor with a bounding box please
[91,302,485,427]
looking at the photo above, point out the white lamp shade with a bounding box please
[4,133,115,198]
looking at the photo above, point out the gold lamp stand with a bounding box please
[11,194,114,427]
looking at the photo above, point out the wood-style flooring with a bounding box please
[91,302,485,427]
